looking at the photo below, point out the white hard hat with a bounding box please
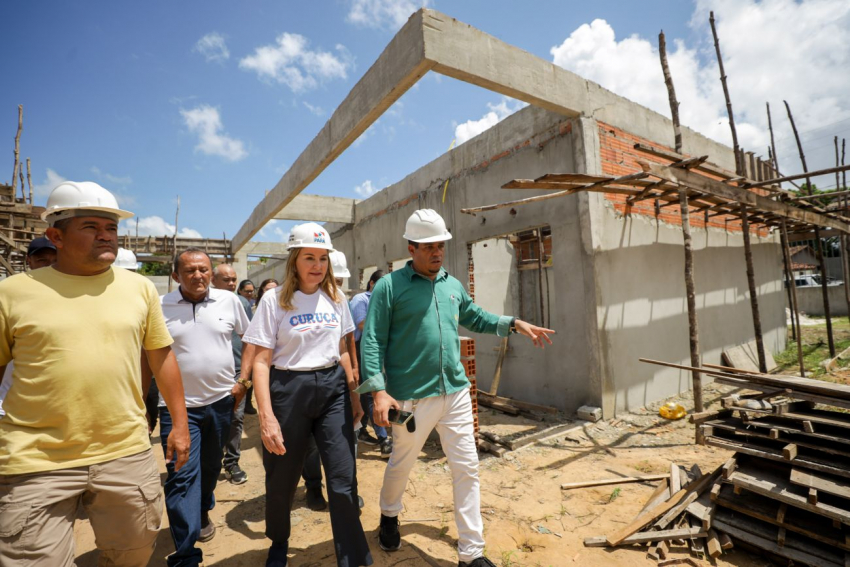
[403,209,453,243]
[41,181,134,223]
[114,248,138,270]
[287,222,334,251]
[329,251,350,278]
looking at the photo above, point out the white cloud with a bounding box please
[120,216,202,238]
[194,32,230,63]
[33,168,67,197]
[354,179,378,197]
[454,97,528,145]
[303,101,325,116]
[239,33,352,93]
[180,105,247,162]
[550,0,850,182]
[347,0,429,31]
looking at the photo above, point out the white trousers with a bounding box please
[380,388,484,563]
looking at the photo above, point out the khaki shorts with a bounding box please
[0,449,163,567]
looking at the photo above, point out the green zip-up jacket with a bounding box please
[360,260,512,401]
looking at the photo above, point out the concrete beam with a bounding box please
[241,241,289,256]
[233,8,739,252]
[232,11,433,250]
[273,194,358,223]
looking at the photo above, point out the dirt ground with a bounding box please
[74,384,777,567]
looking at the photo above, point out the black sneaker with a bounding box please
[458,557,497,567]
[225,465,248,485]
[306,486,327,511]
[358,495,365,509]
[379,438,393,459]
[379,514,401,551]
[266,541,288,567]
[199,510,216,542]
[358,429,380,445]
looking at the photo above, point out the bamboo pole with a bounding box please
[781,219,805,375]
[837,136,850,324]
[785,100,835,357]
[168,196,180,293]
[678,188,703,413]
[710,12,741,175]
[779,222,798,341]
[658,30,682,154]
[10,105,22,198]
[739,203,767,372]
[710,13,765,371]
[25,158,32,205]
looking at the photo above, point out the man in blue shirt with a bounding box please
[350,269,391,457]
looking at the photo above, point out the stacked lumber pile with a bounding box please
[632,358,850,566]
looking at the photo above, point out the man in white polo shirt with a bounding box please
[158,248,250,567]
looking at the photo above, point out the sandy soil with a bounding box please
[74,384,776,567]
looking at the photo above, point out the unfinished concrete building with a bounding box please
[234,9,795,418]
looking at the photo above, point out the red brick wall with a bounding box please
[597,121,766,236]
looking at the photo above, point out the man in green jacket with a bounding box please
[360,209,554,567]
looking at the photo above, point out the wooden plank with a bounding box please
[715,508,845,565]
[670,463,681,495]
[728,465,850,525]
[476,396,519,415]
[791,468,850,500]
[737,415,850,447]
[643,358,850,401]
[685,490,715,531]
[641,162,850,233]
[722,457,737,479]
[706,375,850,411]
[561,474,669,490]
[703,430,850,479]
[713,518,842,567]
[722,340,778,373]
[605,483,692,545]
[707,528,722,558]
[718,532,733,550]
[714,482,850,551]
[638,479,671,515]
[653,469,722,532]
[584,527,707,547]
[477,392,558,415]
[783,443,799,460]
[705,418,850,460]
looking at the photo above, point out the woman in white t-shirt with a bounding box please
[243,222,372,567]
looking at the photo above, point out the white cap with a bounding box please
[403,209,452,243]
[329,251,350,278]
[287,222,334,251]
[41,181,134,223]
[114,248,138,270]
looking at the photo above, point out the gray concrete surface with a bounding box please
[795,283,849,317]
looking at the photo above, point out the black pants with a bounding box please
[264,365,373,567]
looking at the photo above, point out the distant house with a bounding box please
[789,245,818,277]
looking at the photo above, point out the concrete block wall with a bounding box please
[585,121,787,416]
[330,105,596,414]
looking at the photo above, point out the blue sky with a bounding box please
[2,0,848,243]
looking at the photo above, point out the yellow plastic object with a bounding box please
[659,402,686,420]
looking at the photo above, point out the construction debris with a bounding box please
[590,358,850,565]
[576,405,602,423]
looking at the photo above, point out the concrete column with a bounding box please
[234,251,249,282]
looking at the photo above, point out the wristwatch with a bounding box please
[510,317,518,334]
[237,377,252,389]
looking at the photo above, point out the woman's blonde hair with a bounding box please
[278,247,342,311]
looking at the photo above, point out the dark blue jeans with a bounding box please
[355,340,387,441]
[160,395,234,567]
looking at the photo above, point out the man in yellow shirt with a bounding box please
[0,181,191,567]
